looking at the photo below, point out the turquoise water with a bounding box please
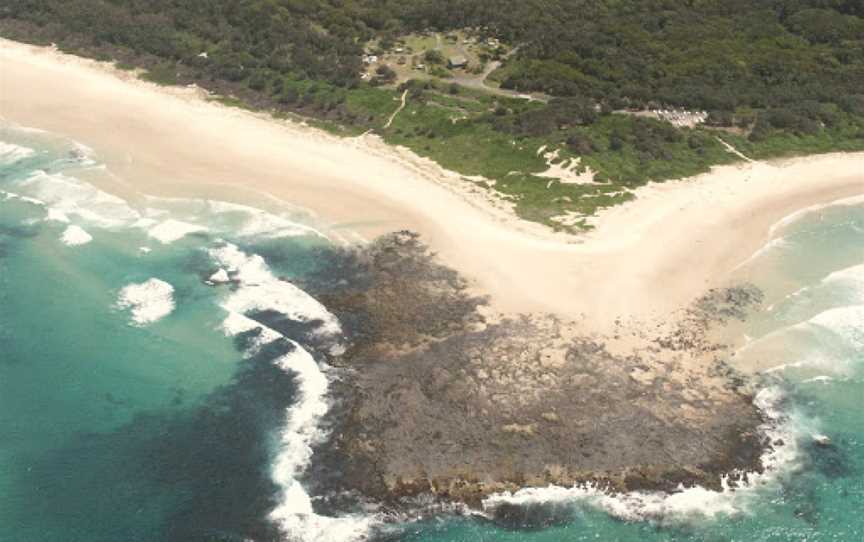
[1,124,863,541]
[0,127,347,541]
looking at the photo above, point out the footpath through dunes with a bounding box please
[3,39,864,336]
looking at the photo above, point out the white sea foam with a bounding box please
[209,268,231,284]
[209,243,342,339]
[821,263,864,302]
[17,170,140,227]
[131,217,160,230]
[761,361,806,374]
[116,278,175,326]
[45,208,71,223]
[744,324,857,377]
[70,142,98,167]
[769,194,864,237]
[211,246,372,541]
[823,263,864,284]
[141,197,329,241]
[1,189,45,206]
[206,200,329,240]
[0,141,35,165]
[483,387,802,525]
[1,125,47,136]
[733,236,791,271]
[238,212,326,240]
[741,260,864,371]
[801,375,834,384]
[268,343,377,542]
[60,225,93,246]
[220,312,283,354]
[808,304,864,349]
[147,219,208,244]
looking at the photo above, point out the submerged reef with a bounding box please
[302,232,769,509]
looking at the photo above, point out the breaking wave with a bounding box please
[146,219,208,244]
[3,130,374,538]
[482,387,804,525]
[733,236,792,271]
[1,188,45,207]
[209,242,342,340]
[822,263,864,301]
[209,242,376,541]
[808,305,864,350]
[769,194,864,237]
[204,199,329,241]
[742,257,864,377]
[60,225,93,246]
[17,170,141,228]
[116,278,176,326]
[142,197,333,243]
[0,141,35,165]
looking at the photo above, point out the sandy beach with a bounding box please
[2,39,863,333]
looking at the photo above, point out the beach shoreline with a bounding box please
[5,37,864,524]
[2,38,863,333]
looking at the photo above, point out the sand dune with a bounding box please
[2,39,862,333]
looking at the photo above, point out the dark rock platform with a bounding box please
[303,232,769,509]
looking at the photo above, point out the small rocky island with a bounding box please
[305,232,768,508]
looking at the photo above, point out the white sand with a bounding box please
[2,39,863,333]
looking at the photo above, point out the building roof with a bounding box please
[448,55,468,66]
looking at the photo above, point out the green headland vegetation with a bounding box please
[3,1,864,230]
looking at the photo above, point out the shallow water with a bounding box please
[1,124,863,541]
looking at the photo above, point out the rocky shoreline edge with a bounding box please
[296,232,771,513]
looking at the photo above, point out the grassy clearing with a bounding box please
[367,82,864,231]
[728,124,864,160]
[373,88,753,229]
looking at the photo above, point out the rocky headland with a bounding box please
[302,232,770,510]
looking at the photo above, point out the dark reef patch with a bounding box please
[246,308,328,350]
[4,338,302,542]
[487,501,576,531]
[0,223,40,240]
[805,436,854,480]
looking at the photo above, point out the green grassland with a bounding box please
[338,80,864,230]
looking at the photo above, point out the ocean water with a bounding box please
[1,122,862,542]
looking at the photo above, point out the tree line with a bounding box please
[2,0,863,142]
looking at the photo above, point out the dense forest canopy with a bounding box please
[3,0,863,115]
[2,1,863,230]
